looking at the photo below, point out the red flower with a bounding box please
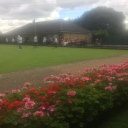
[8,101,22,110]
[66,81,75,88]
[43,102,50,108]
[26,88,39,95]
[34,92,39,95]
[41,96,46,101]
[41,88,46,92]
[46,90,56,95]
[48,84,61,91]
[68,99,73,104]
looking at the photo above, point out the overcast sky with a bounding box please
[0,0,128,33]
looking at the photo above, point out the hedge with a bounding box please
[0,62,128,128]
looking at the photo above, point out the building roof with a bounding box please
[4,19,91,36]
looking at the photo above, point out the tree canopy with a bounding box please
[74,6,126,35]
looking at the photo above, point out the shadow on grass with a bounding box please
[82,103,128,128]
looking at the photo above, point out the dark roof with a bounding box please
[4,19,91,36]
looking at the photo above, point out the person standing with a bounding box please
[34,35,38,48]
[42,36,47,45]
[17,35,22,49]
[6,38,8,43]
[96,39,99,45]
[12,37,15,43]
[54,37,58,48]
[99,39,102,45]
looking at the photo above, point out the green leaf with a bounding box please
[79,123,84,127]
[67,114,73,117]
[78,107,85,113]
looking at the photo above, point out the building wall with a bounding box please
[4,32,92,44]
[62,33,92,43]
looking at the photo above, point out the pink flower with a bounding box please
[46,90,56,95]
[118,78,124,81]
[55,100,61,104]
[47,105,55,112]
[67,91,76,97]
[107,77,115,81]
[22,96,30,102]
[64,77,70,81]
[17,108,25,113]
[68,99,73,104]
[0,99,3,103]
[0,93,5,97]
[24,82,31,87]
[25,101,35,109]
[40,106,46,110]
[22,87,28,90]
[52,91,56,94]
[105,86,112,91]
[112,86,117,90]
[12,90,17,93]
[21,112,31,118]
[109,83,112,86]
[17,89,21,92]
[95,79,101,83]
[81,77,91,81]
[34,111,44,117]
[73,78,78,82]
[90,83,94,86]
[5,91,10,94]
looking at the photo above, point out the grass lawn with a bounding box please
[0,44,128,73]
[102,106,128,128]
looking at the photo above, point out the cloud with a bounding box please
[0,19,30,33]
[64,17,69,20]
[0,0,57,20]
[0,0,128,33]
[56,0,99,9]
[92,0,128,20]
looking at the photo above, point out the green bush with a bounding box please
[0,62,128,128]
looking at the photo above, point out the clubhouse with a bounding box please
[3,19,92,45]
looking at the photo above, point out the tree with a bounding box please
[74,6,126,35]
[0,31,2,43]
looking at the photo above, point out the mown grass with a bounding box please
[0,44,128,73]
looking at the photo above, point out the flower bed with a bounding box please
[0,62,128,128]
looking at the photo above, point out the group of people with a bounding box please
[95,39,102,45]
[16,35,58,49]
[6,37,15,43]
[17,35,38,49]
[6,35,88,49]
[6,36,22,50]
[41,36,88,47]
[61,38,88,47]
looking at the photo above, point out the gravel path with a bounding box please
[0,54,128,92]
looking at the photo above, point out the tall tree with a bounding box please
[74,6,126,35]
[0,31,2,43]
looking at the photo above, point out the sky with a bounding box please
[0,0,128,33]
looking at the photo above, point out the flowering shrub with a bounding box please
[0,62,128,128]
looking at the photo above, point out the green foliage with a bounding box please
[103,105,128,128]
[74,6,125,35]
[0,62,128,128]
[93,30,109,37]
